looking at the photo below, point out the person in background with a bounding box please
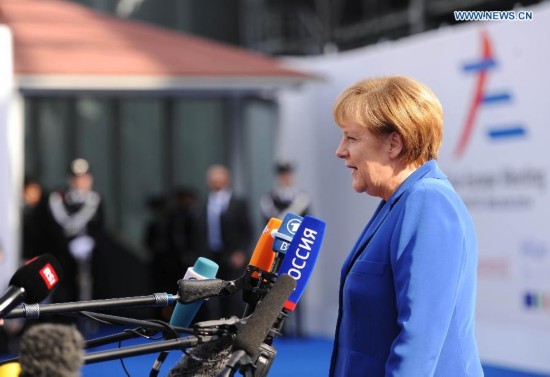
[46,158,104,310]
[168,187,199,271]
[329,76,483,376]
[260,161,312,337]
[21,176,49,261]
[260,162,311,224]
[143,194,178,320]
[195,164,253,320]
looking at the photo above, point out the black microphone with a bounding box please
[0,254,63,318]
[166,339,277,377]
[167,336,234,377]
[232,274,296,359]
[218,274,296,377]
[18,323,84,377]
[168,274,296,377]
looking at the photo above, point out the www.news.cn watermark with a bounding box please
[454,10,534,22]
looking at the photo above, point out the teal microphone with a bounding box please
[149,257,219,377]
[170,257,219,327]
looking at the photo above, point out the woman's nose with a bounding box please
[336,139,347,159]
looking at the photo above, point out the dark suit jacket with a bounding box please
[195,192,253,279]
[330,160,483,377]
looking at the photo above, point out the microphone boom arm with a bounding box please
[84,334,224,364]
[4,293,177,319]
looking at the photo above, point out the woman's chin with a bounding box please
[351,182,365,193]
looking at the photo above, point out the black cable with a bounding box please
[119,339,131,377]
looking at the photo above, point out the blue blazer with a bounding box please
[329,160,483,377]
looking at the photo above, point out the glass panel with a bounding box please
[35,98,71,191]
[119,98,164,247]
[242,98,277,232]
[24,98,39,178]
[75,97,116,229]
[172,98,228,197]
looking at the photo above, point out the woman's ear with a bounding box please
[388,132,403,159]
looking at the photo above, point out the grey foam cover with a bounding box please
[19,323,84,377]
[168,274,296,376]
[168,336,234,377]
[233,274,296,358]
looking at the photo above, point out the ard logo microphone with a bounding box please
[272,213,303,255]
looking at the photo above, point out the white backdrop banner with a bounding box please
[279,2,550,373]
[0,25,18,292]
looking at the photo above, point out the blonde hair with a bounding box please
[333,75,443,165]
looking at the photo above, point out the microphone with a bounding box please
[270,213,303,273]
[0,254,63,318]
[18,323,84,377]
[168,274,296,377]
[218,274,297,377]
[277,215,325,312]
[0,362,21,376]
[248,218,282,277]
[272,213,302,256]
[242,217,282,316]
[150,257,219,377]
[171,258,220,327]
[169,217,325,377]
[173,215,323,314]
[167,336,234,377]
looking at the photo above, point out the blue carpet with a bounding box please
[2,326,549,376]
[80,330,549,376]
[81,335,333,376]
[82,334,550,376]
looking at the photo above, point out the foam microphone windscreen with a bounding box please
[19,323,84,377]
[10,254,63,304]
[234,274,296,359]
[167,337,234,377]
[168,276,295,377]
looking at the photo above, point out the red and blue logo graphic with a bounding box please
[524,291,550,311]
[455,31,527,158]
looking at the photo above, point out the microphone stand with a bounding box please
[4,292,177,319]
[241,266,277,317]
[217,350,254,377]
[5,276,251,320]
[84,334,225,364]
[80,311,191,334]
[217,305,290,377]
[84,316,244,365]
[79,311,192,349]
[0,312,194,366]
[85,327,152,349]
